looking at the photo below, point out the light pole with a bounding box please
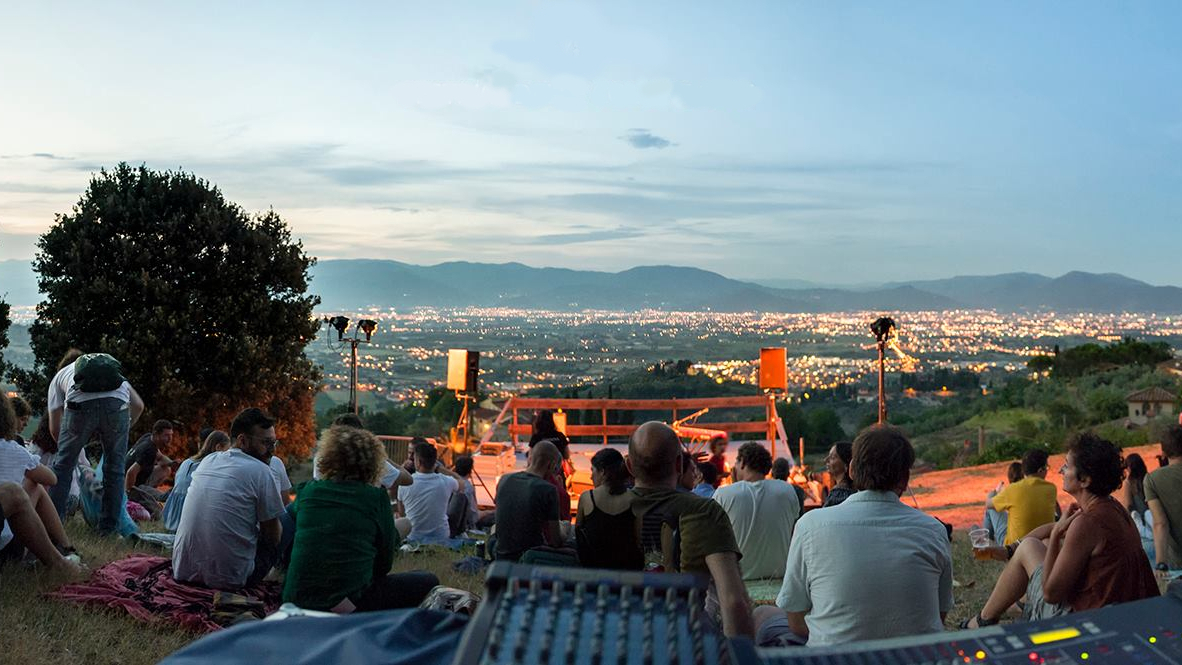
[870,316,896,425]
[325,317,377,414]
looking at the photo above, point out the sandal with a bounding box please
[958,613,1000,630]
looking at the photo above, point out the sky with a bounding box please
[1,2,1180,286]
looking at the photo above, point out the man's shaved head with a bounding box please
[628,421,682,486]
[528,439,561,475]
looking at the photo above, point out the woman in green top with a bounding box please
[282,425,438,612]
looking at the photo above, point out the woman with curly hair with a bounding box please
[283,425,438,612]
[962,433,1158,628]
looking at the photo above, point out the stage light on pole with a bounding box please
[870,316,896,425]
[359,319,377,342]
[327,316,350,341]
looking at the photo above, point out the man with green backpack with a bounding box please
[46,349,144,535]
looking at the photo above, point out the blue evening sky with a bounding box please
[1,2,1179,285]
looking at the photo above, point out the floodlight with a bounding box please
[358,319,378,342]
[328,316,350,341]
[870,316,896,342]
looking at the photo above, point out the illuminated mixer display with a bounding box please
[454,564,1181,665]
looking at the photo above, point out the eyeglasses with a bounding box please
[249,435,280,448]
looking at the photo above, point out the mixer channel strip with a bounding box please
[454,563,737,665]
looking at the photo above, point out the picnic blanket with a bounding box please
[49,554,281,633]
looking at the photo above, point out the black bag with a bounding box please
[72,353,126,392]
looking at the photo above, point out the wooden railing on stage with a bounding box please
[480,395,783,458]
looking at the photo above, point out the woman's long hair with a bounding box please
[1124,453,1149,514]
[194,430,231,462]
[590,448,631,495]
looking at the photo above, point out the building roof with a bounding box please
[1125,387,1177,403]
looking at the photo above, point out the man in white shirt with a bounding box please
[45,349,144,534]
[759,425,953,647]
[172,408,285,590]
[713,442,800,580]
[397,441,459,544]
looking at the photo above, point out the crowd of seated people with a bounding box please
[963,433,1159,627]
[5,363,1169,650]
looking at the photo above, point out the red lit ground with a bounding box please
[909,444,1162,529]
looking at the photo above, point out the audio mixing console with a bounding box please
[453,563,1181,665]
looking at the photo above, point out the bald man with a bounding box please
[628,422,755,638]
[494,440,569,562]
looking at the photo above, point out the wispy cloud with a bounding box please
[0,153,72,161]
[619,129,673,150]
[532,226,645,245]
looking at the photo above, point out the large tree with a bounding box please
[17,163,321,460]
[0,297,10,379]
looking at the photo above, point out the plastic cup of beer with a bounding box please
[969,527,991,559]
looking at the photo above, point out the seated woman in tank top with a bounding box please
[575,448,642,570]
[962,433,1159,628]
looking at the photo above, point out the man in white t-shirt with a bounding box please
[172,408,285,590]
[397,441,459,544]
[269,455,293,505]
[45,349,144,534]
[758,425,953,647]
[713,442,800,580]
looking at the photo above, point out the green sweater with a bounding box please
[282,479,398,610]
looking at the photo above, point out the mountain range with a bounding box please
[3,258,1182,313]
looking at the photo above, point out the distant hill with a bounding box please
[4,257,1182,313]
[0,260,38,306]
[888,272,1182,312]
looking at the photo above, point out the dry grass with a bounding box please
[0,518,484,665]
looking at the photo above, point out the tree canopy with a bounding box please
[1027,338,1173,378]
[14,163,321,460]
[0,297,10,378]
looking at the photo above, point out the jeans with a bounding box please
[277,503,297,568]
[352,571,439,611]
[983,505,1008,545]
[246,536,282,587]
[49,397,130,533]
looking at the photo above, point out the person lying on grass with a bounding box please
[962,433,1159,628]
[283,425,438,612]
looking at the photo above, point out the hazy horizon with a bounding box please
[2,3,1180,284]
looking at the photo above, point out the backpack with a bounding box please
[72,353,126,392]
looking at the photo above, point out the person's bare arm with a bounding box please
[125,463,141,491]
[259,517,282,547]
[1024,520,1055,541]
[48,407,63,442]
[705,551,755,638]
[26,464,57,486]
[785,611,809,640]
[542,520,564,547]
[128,386,144,427]
[433,460,462,480]
[396,468,414,486]
[1149,499,1171,569]
[1042,506,1092,605]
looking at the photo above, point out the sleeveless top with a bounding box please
[576,489,644,570]
[1070,496,1159,612]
